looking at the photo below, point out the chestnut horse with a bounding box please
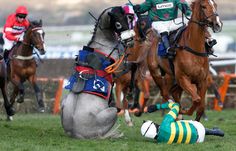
[7,20,46,120]
[114,15,155,126]
[147,0,222,121]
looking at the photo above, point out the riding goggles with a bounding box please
[17,14,27,19]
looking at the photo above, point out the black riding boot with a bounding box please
[205,128,224,137]
[3,50,10,63]
[0,48,3,60]
[161,32,175,59]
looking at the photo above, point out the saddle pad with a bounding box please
[83,76,111,100]
[157,42,167,57]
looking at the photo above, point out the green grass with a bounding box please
[0,110,235,151]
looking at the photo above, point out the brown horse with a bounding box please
[114,15,153,126]
[147,0,222,121]
[0,35,15,117]
[7,20,46,119]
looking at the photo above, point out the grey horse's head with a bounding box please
[97,6,136,48]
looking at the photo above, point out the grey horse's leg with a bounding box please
[61,92,77,136]
[72,107,117,138]
[94,107,117,126]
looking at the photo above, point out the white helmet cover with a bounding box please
[141,120,158,139]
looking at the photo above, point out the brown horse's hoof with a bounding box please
[134,111,142,117]
[117,109,124,116]
[129,108,139,113]
[6,106,15,116]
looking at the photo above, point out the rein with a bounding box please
[88,7,134,74]
[183,4,219,27]
[175,44,209,57]
[175,3,219,57]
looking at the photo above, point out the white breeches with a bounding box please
[3,35,14,51]
[152,17,189,34]
[188,120,205,143]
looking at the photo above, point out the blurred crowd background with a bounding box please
[0,0,235,59]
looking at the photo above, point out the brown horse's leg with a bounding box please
[0,78,15,116]
[177,76,200,116]
[10,75,22,105]
[28,76,45,112]
[139,78,150,112]
[115,82,122,111]
[10,86,19,106]
[123,92,133,126]
[170,84,183,103]
[195,83,208,121]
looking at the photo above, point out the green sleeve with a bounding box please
[177,0,192,16]
[156,102,180,121]
[139,0,153,13]
[155,102,169,110]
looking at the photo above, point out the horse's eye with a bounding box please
[115,22,122,29]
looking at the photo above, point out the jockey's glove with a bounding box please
[147,105,157,113]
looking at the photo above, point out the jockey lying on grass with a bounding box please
[141,100,224,144]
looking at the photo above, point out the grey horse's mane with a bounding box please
[87,7,113,46]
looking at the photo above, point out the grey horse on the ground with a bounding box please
[61,6,136,139]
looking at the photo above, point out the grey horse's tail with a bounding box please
[99,124,124,139]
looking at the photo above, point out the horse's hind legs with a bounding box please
[94,107,118,132]
[1,85,15,116]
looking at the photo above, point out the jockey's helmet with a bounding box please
[15,6,28,16]
[141,120,159,139]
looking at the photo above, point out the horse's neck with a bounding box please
[13,35,33,56]
[88,28,119,59]
[184,5,206,52]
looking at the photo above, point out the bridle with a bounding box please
[185,2,219,27]
[13,26,44,60]
[22,27,44,48]
[175,1,220,57]
[88,7,136,73]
